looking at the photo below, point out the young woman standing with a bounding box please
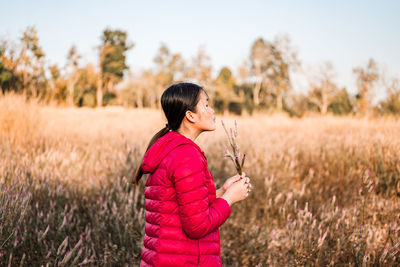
[135,82,252,266]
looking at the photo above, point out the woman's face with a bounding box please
[194,90,216,131]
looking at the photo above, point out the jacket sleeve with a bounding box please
[171,145,231,239]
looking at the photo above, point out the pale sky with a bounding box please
[1,0,399,99]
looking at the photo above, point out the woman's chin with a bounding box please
[203,125,216,132]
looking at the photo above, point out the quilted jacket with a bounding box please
[139,131,231,267]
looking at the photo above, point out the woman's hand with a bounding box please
[220,173,252,206]
[216,172,248,198]
[221,172,246,193]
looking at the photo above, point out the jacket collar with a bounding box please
[141,131,205,174]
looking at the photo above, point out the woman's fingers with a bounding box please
[247,183,252,192]
[242,177,250,184]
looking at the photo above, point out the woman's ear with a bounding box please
[185,110,197,123]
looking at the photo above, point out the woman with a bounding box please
[135,82,252,267]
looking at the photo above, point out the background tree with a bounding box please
[328,88,353,115]
[307,62,339,115]
[0,41,17,94]
[19,26,47,99]
[283,92,313,118]
[249,37,269,107]
[2,27,398,118]
[48,64,67,103]
[98,28,133,107]
[249,34,299,110]
[74,64,99,107]
[236,59,250,86]
[184,46,212,86]
[234,59,256,115]
[353,58,379,115]
[120,71,157,108]
[269,34,299,111]
[378,77,400,115]
[153,44,185,108]
[213,66,239,114]
[65,45,81,106]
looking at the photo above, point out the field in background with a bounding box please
[1,94,400,266]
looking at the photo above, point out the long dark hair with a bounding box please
[134,82,204,186]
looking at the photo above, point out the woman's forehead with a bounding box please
[200,90,208,101]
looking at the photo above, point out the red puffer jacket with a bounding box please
[139,131,231,267]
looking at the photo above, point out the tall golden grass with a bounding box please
[1,93,399,266]
[0,93,42,147]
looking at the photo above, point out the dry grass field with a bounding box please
[1,93,400,266]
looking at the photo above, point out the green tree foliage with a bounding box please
[0,45,16,94]
[98,28,133,106]
[213,66,240,114]
[234,83,255,115]
[100,29,132,81]
[328,88,353,115]
[0,27,48,98]
[2,27,400,117]
[74,64,98,107]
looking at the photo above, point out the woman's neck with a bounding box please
[177,123,200,142]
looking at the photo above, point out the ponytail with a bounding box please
[134,82,203,186]
[134,126,171,186]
